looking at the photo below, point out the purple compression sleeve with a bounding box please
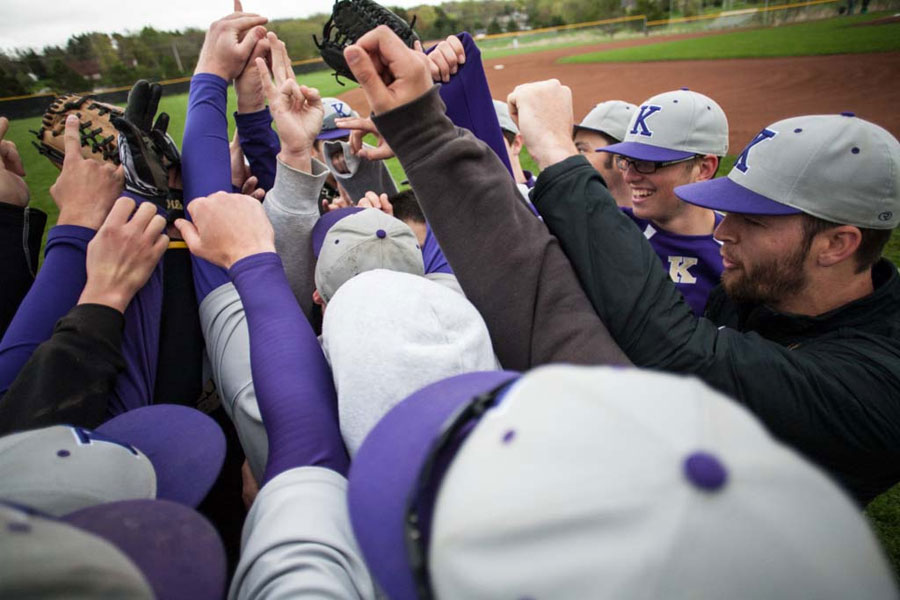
[0,225,92,393]
[182,73,233,301]
[229,252,349,482]
[235,108,280,193]
[422,224,452,275]
[434,32,513,176]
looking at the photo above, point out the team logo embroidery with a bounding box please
[667,256,698,284]
[630,105,662,137]
[734,128,777,173]
[70,427,140,456]
[329,101,351,117]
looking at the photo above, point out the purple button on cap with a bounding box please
[841,111,855,117]
[376,229,386,239]
[684,451,728,491]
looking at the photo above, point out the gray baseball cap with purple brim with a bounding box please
[600,89,728,162]
[676,113,900,229]
[318,97,360,141]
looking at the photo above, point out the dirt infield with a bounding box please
[339,32,900,154]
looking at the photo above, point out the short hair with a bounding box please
[501,129,517,146]
[390,189,426,224]
[801,214,892,273]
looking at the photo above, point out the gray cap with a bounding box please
[315,208,425,303]
[318,97,360,141]
[428,365,897,598]
[574,100,638,142]
[602,89,728,161]
[677,113,900,229]
[493,99,518,135]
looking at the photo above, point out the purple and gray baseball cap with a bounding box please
[348,365,897,599]
[600,89,728,162]
[0,404,226,515]
[575,100,638,142]
[676,114,900,229]
[0,499,226,599]
[317,97,359,141]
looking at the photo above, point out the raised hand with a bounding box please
[50,115,125,229]
[422,35,465,83]
[256,32,324,172]
[174,191,275,269]
[0,116,29,207]
[343,25,433,116]
[78,197,168,313]
[333,114,394,161]
[507,79,578,169]
[356,191,393,216]
[234,33,272,114]
[195,1,268,82]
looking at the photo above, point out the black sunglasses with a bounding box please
[404,380,513,599]
[612,154,699,174]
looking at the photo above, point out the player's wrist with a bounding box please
[277,149,313,173]
[78,283,131,314]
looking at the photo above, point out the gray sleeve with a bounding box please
[264,157,329,318]
[229,466,377,600]
[322,141,398,203]
[199,282,268,483]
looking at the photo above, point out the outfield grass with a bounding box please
[561,12,900,63]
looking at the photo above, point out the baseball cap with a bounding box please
[0,404,226,515]
[0,499,226,599]
[493,99,518,135]
[574,100,638,142]
[601,88,728,161]
[318,97,359,141]
[314,208,425,303]
[348,365,898,599]
[676,113,900,229]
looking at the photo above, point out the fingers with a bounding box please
[343,45,390,110]
[445,35,465,65]
[0,117,8,140]
[357,143,394,161]
[62,115,83,165]
[279,35,294,81]
[255,57,277,101]
[234,0,242,11]
[174,218,202,254]
[105,196,137,227]
[0,140,26,176]
[238,25,267,57]
[241,175,258,195]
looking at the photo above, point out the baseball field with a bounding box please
[3,10,900,572]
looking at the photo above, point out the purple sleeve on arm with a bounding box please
[0,225,92,392]
[422,223,453,275]
[432,32,513,177]
[229,252,349,482]
[182,73,233,301]
[235,108,280,192]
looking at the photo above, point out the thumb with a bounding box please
[238,26,266,58]
[173,218,203,255]
[344,45,389,111]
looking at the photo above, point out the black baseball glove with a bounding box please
[314,0,419,85]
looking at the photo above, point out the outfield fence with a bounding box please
[1,0,895,117]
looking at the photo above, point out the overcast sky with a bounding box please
[0,0,445,52]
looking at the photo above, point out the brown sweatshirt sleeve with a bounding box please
[373,86,630,370]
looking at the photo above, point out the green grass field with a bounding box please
[562,12,900,63]
[4,15,900,575]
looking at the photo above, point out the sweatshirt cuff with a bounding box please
[531,154,594,208]
[60,304,125,346]
[266,157,329,215]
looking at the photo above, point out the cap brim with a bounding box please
[64,499,226,600]
[599,141,694,162]
[348,370,519,600]
[312,207,365,257]
[95,405,225,507]
[317,128,351,141]
[675,177,802,215]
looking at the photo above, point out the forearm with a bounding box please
[0,225,93,392]
[229,252,348,483]
[0,303,124,434]
[264,157,328,318]
[374,87,630,370]
[235,108,280,192]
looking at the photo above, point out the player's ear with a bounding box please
[694,155,719,182]
[814,225,862,268]
[313,289,325,307]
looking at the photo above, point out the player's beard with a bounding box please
[722,244,809,306]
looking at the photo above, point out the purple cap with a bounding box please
[63,499,226,600]
[311,207,364,257]
[675,176,802,215]
[96,405,226,507]
[347,370,519,599]
[599,140,695,162]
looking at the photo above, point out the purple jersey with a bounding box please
[622,208,723,316]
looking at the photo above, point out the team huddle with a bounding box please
[0,2,899,598]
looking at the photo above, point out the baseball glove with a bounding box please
[31,93,123,168]
[314,0,419,85]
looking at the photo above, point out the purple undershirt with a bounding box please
[229,252,348,481]
[234,107,280,193]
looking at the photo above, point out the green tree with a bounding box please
[488,17,503,34]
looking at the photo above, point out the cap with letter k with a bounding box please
[600,88,729,161]
[676,113,900,229]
